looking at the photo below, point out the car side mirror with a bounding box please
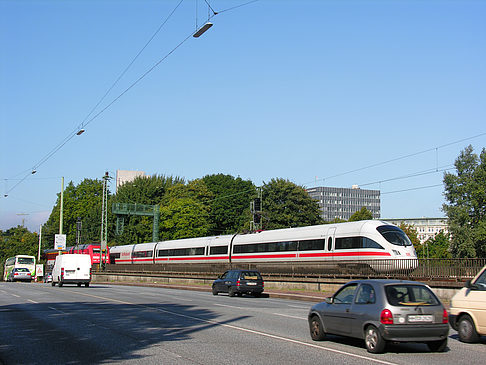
[465,280,479,290]
[324,296,334,304]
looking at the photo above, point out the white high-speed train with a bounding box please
[109,220,417,270]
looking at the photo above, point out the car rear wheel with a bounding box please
[458,315,480,343]
[253,292,262,298]
[77,283,82,287]
[58,281,63,287]
[309,315,326,341]
[365,325,386,353]
[51,281,55,286]
[228,288,236,297]
[427,338,447,352]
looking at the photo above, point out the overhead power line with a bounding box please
[5,0,259,198]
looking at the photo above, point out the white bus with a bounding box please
[3,255,36,281]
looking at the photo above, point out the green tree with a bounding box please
[417,231,452,259]
[262,178,323,230]
[1,226,39,278]
[399,223,421,253]
[202,174,255,235]
[159,179,213,240]
[348,207,373,222]
[111,175,184,244]
[443,145,486,258]
[41,179,105,250]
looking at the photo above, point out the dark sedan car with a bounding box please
[212,269,264,297]
[308,279,449,353]
[7,268,32,282]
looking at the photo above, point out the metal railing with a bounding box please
[104,258,486,284]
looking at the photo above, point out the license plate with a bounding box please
[247,282,257,286]
[408,315,433,322]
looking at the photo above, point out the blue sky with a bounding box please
[1,0,485,232]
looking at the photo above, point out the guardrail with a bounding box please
[104,258,485,284]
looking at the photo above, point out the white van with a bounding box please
[51,254,91,287]
[449,265,486,342]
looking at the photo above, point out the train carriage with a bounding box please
[108,220,418,272]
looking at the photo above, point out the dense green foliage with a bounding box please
[0,226,39,279]
[110,175,183,244]
[398,223,421,253]
[348,207,373,222]
[262,178,323,230]
[159,179,213,240]
[41,178,105,251]
[443,145,486,258]
[415,231,452,259]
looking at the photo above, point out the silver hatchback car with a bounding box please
[308,279,449,353]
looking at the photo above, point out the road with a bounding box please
[1,282,485,365]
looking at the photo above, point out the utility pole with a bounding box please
[16,213,29,227]
[250,187,263,232]
[100,172,111,270]
[60,177,64,235]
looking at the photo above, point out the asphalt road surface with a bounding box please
[1,282,485,365]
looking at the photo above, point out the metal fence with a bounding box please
[105,258,486,283]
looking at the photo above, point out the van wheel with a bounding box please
[309,315,326,341]
[85,283,89,287]
[458,315,480,343]
[51,281,55,286]
[59,281,63,287]
[77,283,81,287]
[364,325,386,353]
[427,338,447,352]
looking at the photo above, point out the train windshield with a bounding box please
[376,225,412,246]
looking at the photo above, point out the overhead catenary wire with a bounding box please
[5,0,259,198]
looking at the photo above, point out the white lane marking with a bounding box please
[28,299,38,304]
[214,303,247,310]
[287,304,308,309]
[272,312,306,320]
[11,294,20,298]
[70,291,397,365]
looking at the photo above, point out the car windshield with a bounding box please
[385,284,439,306]
[376,225,412,246]
[240,271,262,280]
[16,268,30,272]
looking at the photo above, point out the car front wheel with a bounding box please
[309,315,326,341]
[212,286,218,295]
[458,315,480,343]
[364,325,386,353]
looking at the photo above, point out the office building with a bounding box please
[307,185,380,221]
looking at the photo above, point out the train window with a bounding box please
[233,241,298,254]
[335,237,361,249]
[157,249,169,256]
[298,239,325,251]
[132,250,153,258]
[110,253,121,259]
[157,247,205,256]
[362,237,384,249]
[327,237,333,251]
[210,246,228,255]
[335,236,384,250]
[376,225,412,246]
